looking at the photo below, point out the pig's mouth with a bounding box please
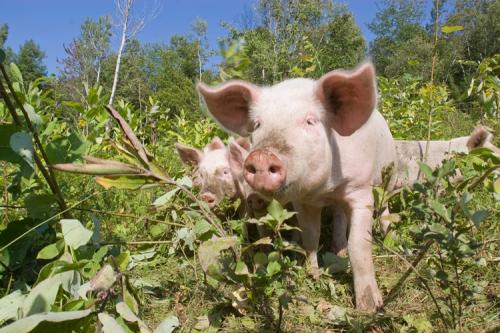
[274,182,291,196]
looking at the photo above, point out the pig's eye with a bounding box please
[306,118,316,126]
[223,168,230,175]
[254,121,261,130]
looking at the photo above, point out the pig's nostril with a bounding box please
[269,165,280,174]
[246,165,257,174]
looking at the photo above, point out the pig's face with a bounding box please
[246,79,332,202]
[198,64,377,204]
[175,137,236,207]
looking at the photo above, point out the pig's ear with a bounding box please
[197,81,259,136]
[175,143,203,167]
[235,137,251,151]
[228,138,249,175]
[206,136,225,151]
[316,62,377,136]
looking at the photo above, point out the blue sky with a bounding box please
[1,0,378,74]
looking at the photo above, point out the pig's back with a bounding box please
[333,110,396,188]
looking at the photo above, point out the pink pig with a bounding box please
[175,137,267,212]
[198,62,396,312]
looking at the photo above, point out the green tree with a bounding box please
[60,16,112,88]
[368,0,430,78]
[219,0,365,84]
[0,23,16,65]
[16,39,47,82]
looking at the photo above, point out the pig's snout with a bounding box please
[244,149,286,194]
[201,192,217,207]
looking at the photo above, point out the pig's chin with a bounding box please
[268,182,294,204]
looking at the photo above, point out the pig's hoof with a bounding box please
[331,245,348,257]
[307,266,321,280]
[356,284,383,313]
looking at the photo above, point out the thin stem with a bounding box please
[99,240,172,245]
[0,191,102,252]
[0,64,70,217]
[378,239,448,329]
[423,0,440,163]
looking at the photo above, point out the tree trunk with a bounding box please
[109,0,131,106]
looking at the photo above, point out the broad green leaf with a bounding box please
[441,25,463,34]
[9,132,34,168]
[322,252,349,274]
[417,162,434,181]
[153,188,179,207]
[0,309,91,333]
[95,175,157,190]
[471,209,488,227]
[267,199,283,222]
[36,240,63,260]
[154,315,180,333]
[60,219,93,249]
[430,200,450,222]
[23,104,43,128]
[89,264,117,291]
[115,301,150,333]
[52,163,142,175]
[24,193,57,218]
[198,236,236,273]
[253,252,267,266]
[194,219,213,236]
[10,62,23,85]
[235,261,249,276]
[98,312,127,333]
[266,261,281,277]
[0,290,26,323]
[22,273,65,316]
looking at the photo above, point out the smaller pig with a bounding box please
[393,126,499,188]
[175,136,267,213]
[175,136,239,208]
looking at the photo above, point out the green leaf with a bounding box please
[266,261,281,277]
[0,49,5,63]
[417,162,435,181]
[154,315,180,333]
[267,199,284,221]
[10,62,23,85]
[9,132,34,168]
[153,188,179,207]
[235,261,249,276]
[60,219,93,249]
[22,273,64,316]
[441,25,463,34]
[0,290,26,323]
[24,193,57,218]
[471,209,488,227]
[253,252,267,266]
[0,310,91,333]
[98,312,127,333]
[23,104,43,129]
[198,236,236,273]
[438,159,456,178]
[322,252,349,274]
[95,175,157,190]
[89,264,117,291]
[116,303,151,333]
[430,200,450,222]
[36,240,63,260]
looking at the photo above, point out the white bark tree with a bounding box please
[109,0,161,106]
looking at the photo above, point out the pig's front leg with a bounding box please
[294,202,322,278]
[331,205,348,256]
[348,196,383,312]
